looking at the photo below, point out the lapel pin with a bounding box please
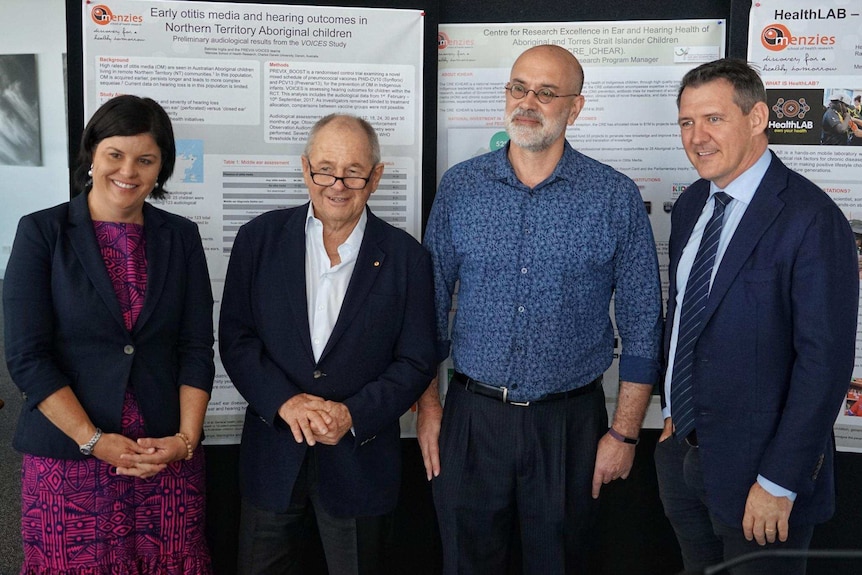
[373,261,380,267]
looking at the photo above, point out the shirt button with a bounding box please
[511,383,519,390]
[317,304,325,311]
[524,228,531,234]
[313,338,320,345]
[123,345,134,355]
[521,267,528,274]
[517,305,525,313]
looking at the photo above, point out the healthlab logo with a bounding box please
[766,89,819,145]
[760,23,835,51]
[771,97,811,119]
[91,4,143,26]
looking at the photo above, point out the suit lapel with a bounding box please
[281,206,315,362]
[134,203,169,333]
[669,183,709,280]
[700,153,787,330]
[318,209,385,362]
[67,192,127,329]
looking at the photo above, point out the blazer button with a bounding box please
[124,345,135,355]
[313,370,325,379]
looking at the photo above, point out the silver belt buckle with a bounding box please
[502,386,530,406]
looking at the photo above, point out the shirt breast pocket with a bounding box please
[741,266,781,305]
[739,266,789,357]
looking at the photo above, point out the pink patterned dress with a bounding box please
[20,221,212,574]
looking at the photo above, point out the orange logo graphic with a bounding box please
[91,5,113,26]
[437,32,449,50]
[761,23,792,51]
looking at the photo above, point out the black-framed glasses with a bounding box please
[505,83,579,104]
[308,162,374,190]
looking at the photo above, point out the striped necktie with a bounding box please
[671,191,731,442]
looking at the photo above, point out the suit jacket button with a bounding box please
[313,370,324,379]
[123,345,135,355]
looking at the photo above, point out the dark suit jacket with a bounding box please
[3,191,215,459]
[219,205,437,517]
[662,152,858,527]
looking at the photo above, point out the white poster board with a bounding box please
[82,0,425,443]
[433,20,726,428]
[749,1,862,452]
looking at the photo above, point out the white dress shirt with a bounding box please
[305,204,367,362]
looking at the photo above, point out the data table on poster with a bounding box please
[220,161,413,251]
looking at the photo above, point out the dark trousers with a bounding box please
[433,378,607,575]
[654,436,814,575]
[237,451,388,575]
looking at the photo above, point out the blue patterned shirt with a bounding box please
[424,142,662,402]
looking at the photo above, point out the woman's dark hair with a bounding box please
[73,95,176,199]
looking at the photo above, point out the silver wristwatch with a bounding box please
[79,428,103,456]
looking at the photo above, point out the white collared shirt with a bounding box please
[663,149,771,416]
[305,204,367,362]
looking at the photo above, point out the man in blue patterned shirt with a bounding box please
[417,44,662,573]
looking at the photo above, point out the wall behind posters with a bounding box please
[49,0,860,573]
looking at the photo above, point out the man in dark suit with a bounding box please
[655,59,858,575]
[219,114,437,575]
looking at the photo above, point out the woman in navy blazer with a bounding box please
[3,96,215,574]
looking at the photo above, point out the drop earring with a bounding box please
[87,165,93,177]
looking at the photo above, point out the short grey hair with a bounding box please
[677,59,766,114]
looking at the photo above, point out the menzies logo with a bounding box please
[761,23,835,52]
[91,4,143,26]
[437,32,449,50]
[91,5,113,26]
[437,31,474,50]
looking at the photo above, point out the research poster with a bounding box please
[82,0,425,443]
[748,0,862,451]
[434,21,725,427]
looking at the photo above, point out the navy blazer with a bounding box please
[662,152,857,527]
[219,205,437,517]
[3,191,215,459]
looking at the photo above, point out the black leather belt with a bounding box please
[452,371,601,406]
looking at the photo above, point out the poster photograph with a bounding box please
[0,54,42,167]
